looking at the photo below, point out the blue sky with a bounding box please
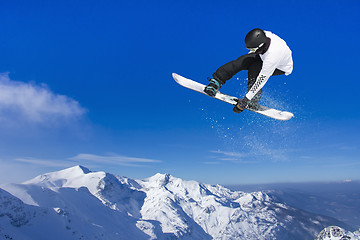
[0,0,359,185]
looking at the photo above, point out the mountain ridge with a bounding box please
[1,165,358,240]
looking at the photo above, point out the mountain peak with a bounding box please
[23,165,101,190]
[145,173,173,186]
[72,165,91,174]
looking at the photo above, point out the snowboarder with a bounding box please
[204,28,293,113]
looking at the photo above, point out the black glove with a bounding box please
[233,97,250,113]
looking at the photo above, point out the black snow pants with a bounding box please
[213,53,285,100]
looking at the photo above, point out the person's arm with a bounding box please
[245,73,270,100]
[234,57,277,113]
[245,58,277,100]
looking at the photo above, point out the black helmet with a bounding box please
[245,28,268,50]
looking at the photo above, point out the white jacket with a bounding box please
[245,31,293,100]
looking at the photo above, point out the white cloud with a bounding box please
[0,73,86,123]
[14,158,73,167]
[339,146,357,151]
[210,148,290,163]
[208,150,257,164]
[10,153,161,171]
[0,153,160,183]
[210,150,248,159]
[0,157,75,184]
[69,153,161,167]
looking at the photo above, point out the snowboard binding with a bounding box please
[204,78,222,97]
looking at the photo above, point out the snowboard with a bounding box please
[172,73,294,121]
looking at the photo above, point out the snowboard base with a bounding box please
[172,73,294,121]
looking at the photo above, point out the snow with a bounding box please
[1,165,359,240]
[315,226,360,240]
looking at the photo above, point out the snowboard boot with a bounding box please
[204,78,223,97]
[247,93,261,110]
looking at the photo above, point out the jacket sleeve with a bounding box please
[245,73,270,100]
[245,56,278,100]
[213,53,258,84]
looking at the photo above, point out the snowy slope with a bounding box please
[137,173,350,240]
[229,182,360,229]
[0,166,358,240]
[315,226,360,240]
[1,166,149,240]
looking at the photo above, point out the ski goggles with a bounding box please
[247,43,264,53]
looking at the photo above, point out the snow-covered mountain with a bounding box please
[228,181,360,229]
[315,226,360,240]
[0,166,358,240]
